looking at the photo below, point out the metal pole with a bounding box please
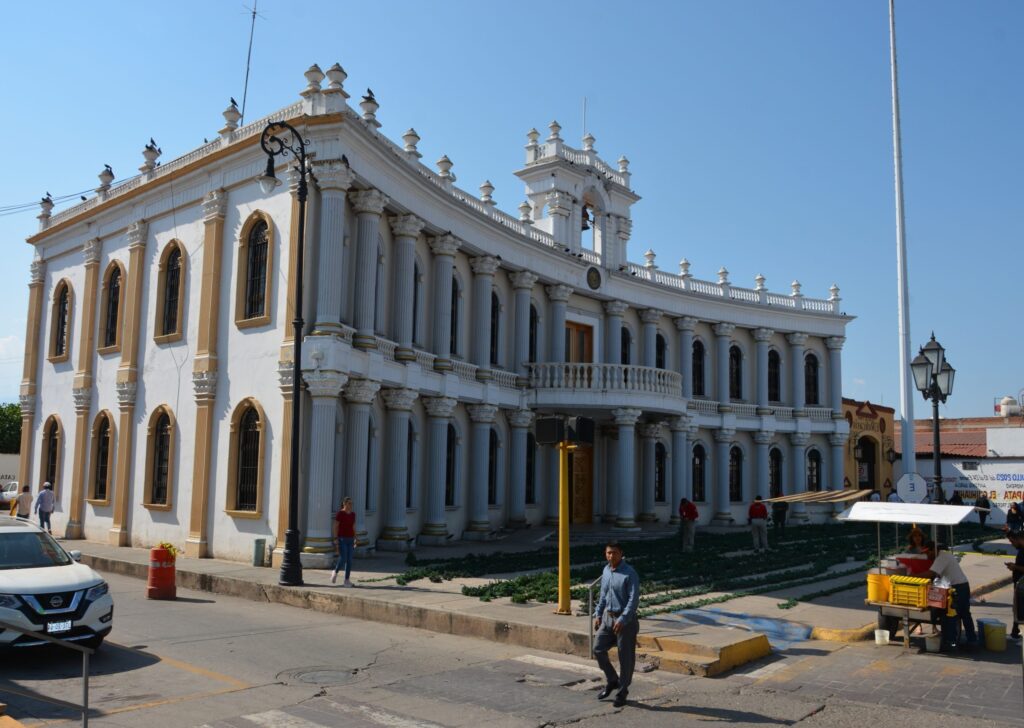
[82,650,89,728]
[889,0,917,478]
[556,441,571,614]
[931,389,941,543]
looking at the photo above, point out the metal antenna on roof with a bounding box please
[239,0,265,124]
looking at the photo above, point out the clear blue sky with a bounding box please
[1,1,1020,419]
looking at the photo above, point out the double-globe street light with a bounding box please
[911,333,956,505]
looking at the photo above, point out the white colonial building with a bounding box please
[19,64,852,564]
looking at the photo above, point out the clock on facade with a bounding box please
[586,266,602,290]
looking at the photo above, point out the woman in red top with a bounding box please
[678,498,698,552]
[331,497,356,586]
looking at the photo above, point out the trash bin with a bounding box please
[253,538,266,567]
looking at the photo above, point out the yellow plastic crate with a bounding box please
[889,575,930,608]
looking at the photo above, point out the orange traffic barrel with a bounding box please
[147,547,176,600]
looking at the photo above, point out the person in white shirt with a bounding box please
[925,540,978,650]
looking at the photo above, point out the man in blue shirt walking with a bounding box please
[592,541,640,708]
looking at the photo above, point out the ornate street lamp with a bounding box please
[257,120,309,586]
[911,333,955,504]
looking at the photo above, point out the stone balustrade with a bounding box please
[528,362,681,396]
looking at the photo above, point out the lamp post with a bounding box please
[911,333,955,506]
[257,120,309,586]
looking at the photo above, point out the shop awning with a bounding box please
[764,489,872,504]
[837,501,976,526]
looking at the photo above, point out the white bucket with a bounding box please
[925,633,942,653]
[874,629,890,645]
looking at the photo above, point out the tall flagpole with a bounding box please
[889,0,917,480]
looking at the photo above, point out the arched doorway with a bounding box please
[856,437,877,491]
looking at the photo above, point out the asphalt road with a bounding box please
[1,571,1021,727]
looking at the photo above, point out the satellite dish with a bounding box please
[897,472,928,503]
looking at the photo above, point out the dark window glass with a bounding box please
[412,263,420,344]
[807,449,822,492]
[449,277,459,356]
[366,420,374,509]
[54,285,69,356]
[769,448,784,498]
[152,413,171,505]
[692,340,705,396]
[236,408,260,510]
[244,221,268,319]
[490,291,500,366]
[692,444,706,502]
[488,429,499,506]
[374,244,384,334]
[525,432,537,504]
[729,345,742,400]
[103,268,121,348]
[406,422,415,509]
[768,350,781,402]
[445,424,456,507]
[163,247,181,335]
[528,305,539,363]
[655,442,667,502]
[729,446,742,502]
[45,420,59,485]
[655,334,667,369]
[94,417,110,500]
[805,354,820,406]
[620,328,631,365]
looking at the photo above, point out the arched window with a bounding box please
[91,414,112,501]
[152,414,171,505]
[526,432,537,504]
[102,265,121,349]
[528,304,539,363]
[449,275,460,356]
[405,421,417,509]
[620,328,631,365]
[144,407,176,508]
[769,447,784,499]
[805,353,820,406]
[490,291,500,367]
[488,428,499,506]
[44,419,60,488]
[445,423,457,507]
[50,281,72,360]
[729,345,743,400]
[655,442,667,502]
[807,449,822,492]
[243,220,269,320]
[655,333,667,369]
[729,446,743,502]
[157,244,184,339]
[226,400,267,514]
[768,350,781,402]
[692,444,706,502]
[692,340,705,396]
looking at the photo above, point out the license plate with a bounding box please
[46,620,72,634]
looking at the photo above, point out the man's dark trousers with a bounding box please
[593,611,638,693]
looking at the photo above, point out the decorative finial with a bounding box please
[302,64,324,97]
[402,128,421,159]
[679,258,691,277]
[519,200,532,223]
[324,63,349,98]
[582,132,596,152]
[526,128,540,146]
[829,283,840,301]
[222,100,242,133]
[718,267,729,285]
[791,280,803,297]
[618,155,630,173]
[644,249,657,269]
[436,155,453,179]
[755,273,766,291]
[139,139,162,173]
[479,180,495,206]
[38,194,54,231]
[97,165,115,194]
[360,89,380,128]
[547,120,562,142]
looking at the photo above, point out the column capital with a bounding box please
[83,238,102,266]
[277,360,294,396]
[754,327,774,343]
[829,432,849,447]
[507,408,534,428]
[29,259,46,286]
[545,190,573,216]
[429,233,461,257]
[192,371,218,401]
[753,430,774,446]
[508,270,539,290]
[423,396,457,419]
[202,188,227,222]
[712,322,735,338]
[790,432,810,446]
[470,255,500,276]
[611,407,642,426]
[349,188,389,215]
[313,158,356,191]
[467,403,498,423]
[381,387,419,411]
[344,378,381,404]
[786,332,809,347]
[303,370,348,398]
[604,300,629,316]
[19,393,35,417]
[713,428,735,443]
[826,336,846,351]
[640,308,663,325]
[546,284,573,303]
[115,380,137,409]
[72,387,91,413]
[674,315,697,332]
[126,220,149,249]
[638,422,662,438]
[389,213,426,239]
[669,415,692,432]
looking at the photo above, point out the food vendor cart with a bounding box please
[837,501,976,649]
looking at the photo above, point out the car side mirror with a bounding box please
[69,550,82,562]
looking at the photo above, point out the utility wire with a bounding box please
[240,0,262,124]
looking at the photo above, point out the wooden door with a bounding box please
[565,322,593,363]
[569,445,594,524]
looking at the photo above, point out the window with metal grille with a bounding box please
[805,354,820,406]
[655,334,667,369]
[528,305,539,363]
[94,417,110,500]
[807,449,822,492]
[490,291,500,366]
[729,446,743,502]
[406,422,415,509]
[488,428,499,505]
[152,413,171,505]
[412,262,421,344]
[445,424,457,506]
[525,432,537,504]
[769,448,784,498]
[620,328,631,365]
[768,350,781,402]
[163,247,181,335]
[103,268,121,347]
[729,346,743,400]
[244,221,268,319]
[54,284,69,356]
[45,420,59,485]
[655,442,667,502]
[692,340,705,396]
[449,277,459,356]
[236,408,260,510]
[691,444,706,502]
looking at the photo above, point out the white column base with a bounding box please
[299,551,335,569]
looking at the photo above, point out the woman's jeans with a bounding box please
[334,537,354,580]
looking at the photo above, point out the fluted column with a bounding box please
[389,214,426,360]
[378,388,418,551]
[638,423,660,521]
[465,404,498,539]
[349,189,389,349]
[788,332,808,414]
[420,397,456,544]
[670,417,690,522]
[429,233,461,370]
[602,426,619,523]
[754,431,773,500]
[829,433,847,492]
[827,336,845,416]
[18,260,46,499]
[470,256,500,380]
[754,328,773,414]
[344,378,381,547]
[312,160,355,333]
[640,309,661,367]
[508,409,534,527]
[546,284,572,362]
[712,428,735,524]
[675,316,696,398]
[604,300,627,364]
[510,271,538,381]
[613,408,642,530]
[714,322,735,411]
[302,370,348,562]
[790,432,810,522]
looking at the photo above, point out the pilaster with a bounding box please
[465,404,498,539]
[421,396,457,543]
[312,160,355,334]
[344,378,381,548]
[429,233,461,370]
[509,271,538,381]
[389,214,426,360]
[301,370,348,565]
[470,256,500,380]
[711,428,736,525]
[378,388,419,551]
[349,189,389,349]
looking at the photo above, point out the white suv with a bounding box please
[0,516,113,649]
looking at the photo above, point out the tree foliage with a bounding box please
[0,402,21,453]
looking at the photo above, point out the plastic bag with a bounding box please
[934,576,951,589]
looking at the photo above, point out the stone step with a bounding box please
[630,623,772,676]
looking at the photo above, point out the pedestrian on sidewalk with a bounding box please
[14,485,33,519]
[678,498,698,552]
[1004,531,1024,640]
[974,493,990,528]
[593,541,640,709]
[924,540,978,650]
[1004,502,1023,535]
[748,496,769,553]
[331,497,356,586]
[34,482,54,534]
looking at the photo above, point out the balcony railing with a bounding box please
[528,362,681,396]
